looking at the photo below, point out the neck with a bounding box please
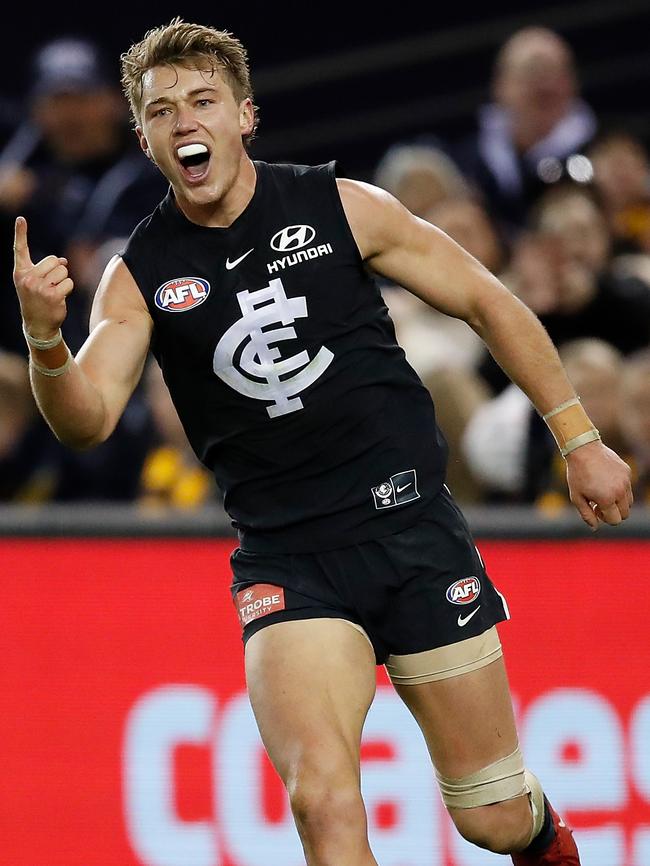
[175,153,257,227]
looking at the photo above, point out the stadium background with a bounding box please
[1,2,650,865]
[4,0,650,176]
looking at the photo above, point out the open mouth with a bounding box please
[177,143,211,182]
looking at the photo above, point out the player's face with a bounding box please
[137,62,253,212]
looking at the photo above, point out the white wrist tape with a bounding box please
[30,352,72,378]
[23,324,63,350]
[542,396,581,420]
[560,428,602,457]
[543,395,600,456]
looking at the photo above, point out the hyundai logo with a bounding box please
[270,224,316,252]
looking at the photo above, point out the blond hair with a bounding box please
[120,17,258,146]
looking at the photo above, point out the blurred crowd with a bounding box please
[1,27,649,513]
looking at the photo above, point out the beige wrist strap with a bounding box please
[542,397,581,420]
[560,428,601,456]
[23,324,63,350]
[30,350,72,378]
[542,395,601,457]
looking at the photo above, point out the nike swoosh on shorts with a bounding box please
[458,606,481,627]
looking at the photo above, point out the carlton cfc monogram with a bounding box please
[213,278,334,418]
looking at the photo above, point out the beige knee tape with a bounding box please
[524,769,546,845]
[436,746,528,809]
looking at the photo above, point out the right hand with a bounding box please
[566,439,633,530]
[13,216,74,340]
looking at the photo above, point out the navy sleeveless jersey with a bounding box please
[121,160,448,552]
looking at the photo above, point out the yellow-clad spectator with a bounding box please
[139,361,217,509]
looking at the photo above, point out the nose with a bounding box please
[174,105,199,135]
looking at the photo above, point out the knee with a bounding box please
[437,747,541,854]
[450,796,532,854]
[288,769,366,839]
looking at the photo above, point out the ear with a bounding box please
[239,98,254,137]
[136,126,155,163]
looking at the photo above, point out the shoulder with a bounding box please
[90,255,152,331]
[336,177,396,215]
[336,177,416,260]
[97,255,144,299]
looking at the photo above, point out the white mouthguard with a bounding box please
[177,143,208,159]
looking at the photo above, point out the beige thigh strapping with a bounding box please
[385,626,502,685]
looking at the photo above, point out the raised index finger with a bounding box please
[13,216,33,270]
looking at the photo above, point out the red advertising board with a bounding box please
[1,538,649,866]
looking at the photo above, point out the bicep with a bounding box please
[76,256,153,436]
[338,178,510,326]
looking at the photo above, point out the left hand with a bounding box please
[565,440,633,530]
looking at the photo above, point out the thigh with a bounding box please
[245,617,377,786]
[394,654,518,778]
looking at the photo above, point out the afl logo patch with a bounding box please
[446,577,481,605]
[154,277,210,312]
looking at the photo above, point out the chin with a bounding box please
[192,186,223,208]
[177,180,217,206]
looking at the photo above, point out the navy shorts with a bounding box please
[230,486,509,664]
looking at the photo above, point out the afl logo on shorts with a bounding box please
[446,576,481,605]
[154,277,210,312]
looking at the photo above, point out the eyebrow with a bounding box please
[144,86,219,111]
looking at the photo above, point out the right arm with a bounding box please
[13,216,152,449]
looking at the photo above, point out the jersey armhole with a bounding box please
[119,252,160,357]
[326,160,365,266]
[119,251,149,307]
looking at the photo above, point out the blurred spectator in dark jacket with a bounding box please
[0,36,167,354]
[478,183,650,394]
[453,26,597,239]
[588,131,650,264]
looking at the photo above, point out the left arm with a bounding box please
[337,178,632,528]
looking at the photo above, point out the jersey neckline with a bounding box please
[161,159,267,237]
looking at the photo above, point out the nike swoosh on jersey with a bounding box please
[396,482,412,493]
[458,606,481,627]
[225,248,255,270]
